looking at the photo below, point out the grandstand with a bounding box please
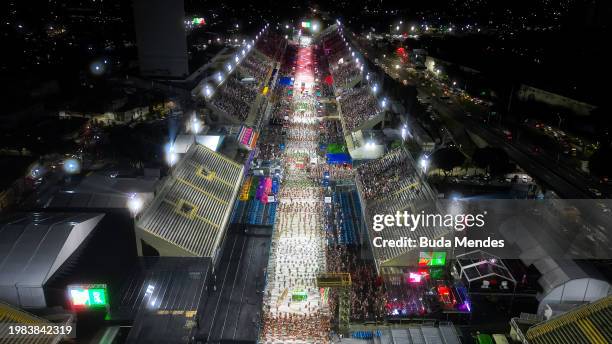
[192,31,286,126]
[0,301,74,344]
[135,144,243,260]
[355,147,444,270]
[338,85,383,133]
[346,323,462,344]
[525,295,612,344]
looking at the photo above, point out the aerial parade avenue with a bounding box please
[1,1,611,344]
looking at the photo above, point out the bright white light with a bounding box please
[190,115,202,134]
[63,158,81,174]
[395,64,400,69]
[165,143,178,167]
[453,81,457,86]
[204,86,212,97]
[226,63,232,71]
[396,25,400,31]
[372,84,378,94]
[285,24,289,29]
[411,26,415,31]
[234,56,239,63]
[127,193,143,215]
[217,73,223,82]
[313,23,318,31]
[381,98,387,108]
[419,156,430,172]
[241,49,245,56]
[448,27,453,32]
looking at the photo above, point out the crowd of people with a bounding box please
[262,42,332,344]
[239,52,271,83]
[356,148,420,200]
[332,60,361,88]
[308,163,354,181]
[261,312,331,343]
[319,119,343,144]
[338,86,381,133]
[210,76,258,121]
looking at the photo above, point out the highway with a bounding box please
[349,32,601,198]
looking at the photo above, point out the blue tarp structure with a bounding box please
[279,77,293,86]
[326,153,351,164]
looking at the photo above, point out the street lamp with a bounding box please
[127,193,143,216]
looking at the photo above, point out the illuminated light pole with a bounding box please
[127,193,143,217]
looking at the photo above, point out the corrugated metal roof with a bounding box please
[137,144,243,257]
[527,295,612,344]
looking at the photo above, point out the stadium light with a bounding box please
[381,98,387,109]
[313,23,319,32]
[401,124,408,140]
[419,155,430,172]
[226,63,232,71]
[372,84,378,94]
[234,55,239,63]
[189,115,202,134]
[165,143,178,167]
[203,85,212,98]
[127,193,143,216]
[217,72,223,83]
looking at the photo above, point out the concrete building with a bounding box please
[133,0,189,78]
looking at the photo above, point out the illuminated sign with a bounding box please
[68,284,108,309]
[192,17,206,26]
[301,21,311,28]
[418,251,446,266]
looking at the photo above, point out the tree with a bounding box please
[432,147,465,177]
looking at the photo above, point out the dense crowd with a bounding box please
[319,119,343,144]
[338,86,380,132]
[211,76,258,121]
[256,32,287,61]
[356,148,419,200]
[239,52,271,83]
[332,60,361,88]
[262,42,332,344]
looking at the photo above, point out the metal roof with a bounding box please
[0,213,104,306]
[526,295,612,344]
[136,144,244,257]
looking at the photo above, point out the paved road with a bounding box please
[350,32,600,198]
